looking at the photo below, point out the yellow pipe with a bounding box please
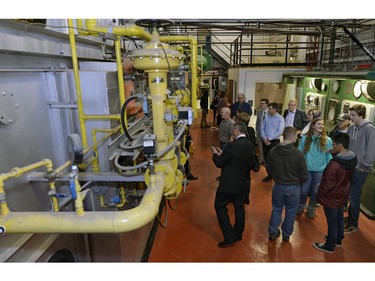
[0,159,53,216]
[90,127,121,172]
[148,72,168,144]
[160,35,199,119]
[99,187,126,208]
[68,18,88,148]
[74,178,84,216]
[85,19,152,41]
[83,114,120,120]
[0,173,166,233]
[54,126,121,174]
[76,19,90,35]
[115,37,126,134]
[49,182,59,212]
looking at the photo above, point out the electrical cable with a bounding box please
[120,94,146,141]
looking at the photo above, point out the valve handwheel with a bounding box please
[135,19,175,28]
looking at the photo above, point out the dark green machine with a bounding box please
[283,71,375,219]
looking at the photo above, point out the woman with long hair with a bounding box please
[297,118,333,219]
[300,109,321,136]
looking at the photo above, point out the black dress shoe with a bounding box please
[187,174,198,180]
[268,230,281,241]
[217,239,237,248]
[262,175,273,182]
[244,197,250,205]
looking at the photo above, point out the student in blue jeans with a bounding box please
[297,118,333,219]
[314,133,357,253]
[344,104,375,234]
[266,126,308,241]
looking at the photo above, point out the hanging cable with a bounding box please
[120,94,146,141]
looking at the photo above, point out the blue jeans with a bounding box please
[324,206,344,251]
[268,184,300,237]
[298,171,323,214]
[348,170,369,227]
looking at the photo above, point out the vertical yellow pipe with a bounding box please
[76,19,89,35]
[49,182,59,212]
[190,38,198,118]
[115,37,126,134]
[0,159,54,216]
[67,18,88,147]
[148,71,168,148]
[74,178,84,216]
[160,35,199,119]
[0,182,10,216]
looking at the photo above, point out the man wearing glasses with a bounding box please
[283,99,309,137]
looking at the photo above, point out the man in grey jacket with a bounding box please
[344,104,375,234]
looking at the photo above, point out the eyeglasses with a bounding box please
[288,104,297,107]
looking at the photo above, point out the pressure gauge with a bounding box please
[67,134,83,164]
[332,80,339,93]
[353,80,362,99]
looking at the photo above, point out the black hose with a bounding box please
[120,94,144,141]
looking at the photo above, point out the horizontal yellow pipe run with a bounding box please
[83,114,120,120]
[0,173,165,233]
[85,19,152,41]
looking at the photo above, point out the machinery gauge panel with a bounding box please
[332,80,339,93]
[353,81,362,99]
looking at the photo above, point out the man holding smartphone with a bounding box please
[211,122,258,248]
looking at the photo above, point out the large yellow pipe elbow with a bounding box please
[0,173,165,233]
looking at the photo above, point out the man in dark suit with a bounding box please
[211,122,258,248]
[283,99,308,136]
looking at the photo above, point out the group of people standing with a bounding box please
[207,93,375,254]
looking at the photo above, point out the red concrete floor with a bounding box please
[147,111,375,263]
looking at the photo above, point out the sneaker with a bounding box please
[313,242,334,253]
[268,230,281,241]
[307,206,316,219]
[297,205,306,215]
[344,225,358,234]
[323,235,342,247]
